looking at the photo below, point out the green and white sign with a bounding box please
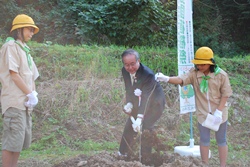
[177,0,196,114]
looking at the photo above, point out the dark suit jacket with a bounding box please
[122,63,165,120]
[119,63,166,154]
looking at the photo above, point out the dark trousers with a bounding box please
[119,109,163,155]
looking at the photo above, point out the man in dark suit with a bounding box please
[118,49,166,159]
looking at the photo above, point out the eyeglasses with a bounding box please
[124,61,138,68]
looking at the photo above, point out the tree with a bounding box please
[193,0,250,56]
[73,0,176,47]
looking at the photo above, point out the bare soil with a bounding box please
[51,81,249,167]
[50,127,245,167]
[8,80,250,167]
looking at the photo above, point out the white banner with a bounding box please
[177,0,196,114]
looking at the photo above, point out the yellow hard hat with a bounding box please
[191,47,214,65]
[10,14,39,34]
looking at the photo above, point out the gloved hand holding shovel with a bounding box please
[132,114,144,133]
[123,103,143,132]
[123,102,136,124]
[123,102,133,115]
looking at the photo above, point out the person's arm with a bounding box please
[32,81,36,91]
[213,96,229,124]
[9,70,32,94]
[168,76,183,85]
[155,73,183,85]
[217,96,229,111]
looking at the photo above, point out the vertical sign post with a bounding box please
[177,0,195,143]
[174,0,206,157]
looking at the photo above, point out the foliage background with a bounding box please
[0,0,250,56]
[0,0,250,166]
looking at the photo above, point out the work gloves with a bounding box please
[155,72,169,83]
[213,109,222,124]
[24,91,38,108]
[132,114,143,132]
[123,102,133,115]
[202,109,223,131]
[123,103,144,132]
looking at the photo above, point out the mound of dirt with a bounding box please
[53,151,204,167]
[53,129,204,167]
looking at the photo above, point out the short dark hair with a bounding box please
[121,49,140,62]
[10,29,18,40]
[10,28,24,41]
[209,65,216,73]
[195,64,217,73]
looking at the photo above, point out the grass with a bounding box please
[20,139,118,159]
[0,40,249,166]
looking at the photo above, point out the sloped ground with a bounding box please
[50,80,249,167]
[1,79,249,167]
[50,127,246,167]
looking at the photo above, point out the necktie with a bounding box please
[130,74,135,85]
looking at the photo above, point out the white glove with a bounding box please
[132,114,143,132]
[123,102,133,114]
[24,91,38,108]
[202,114,220,131]
[155,72,169,83]
[213,109,222,124]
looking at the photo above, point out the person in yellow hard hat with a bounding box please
[0,14,40,167]
[155,47,232,167]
